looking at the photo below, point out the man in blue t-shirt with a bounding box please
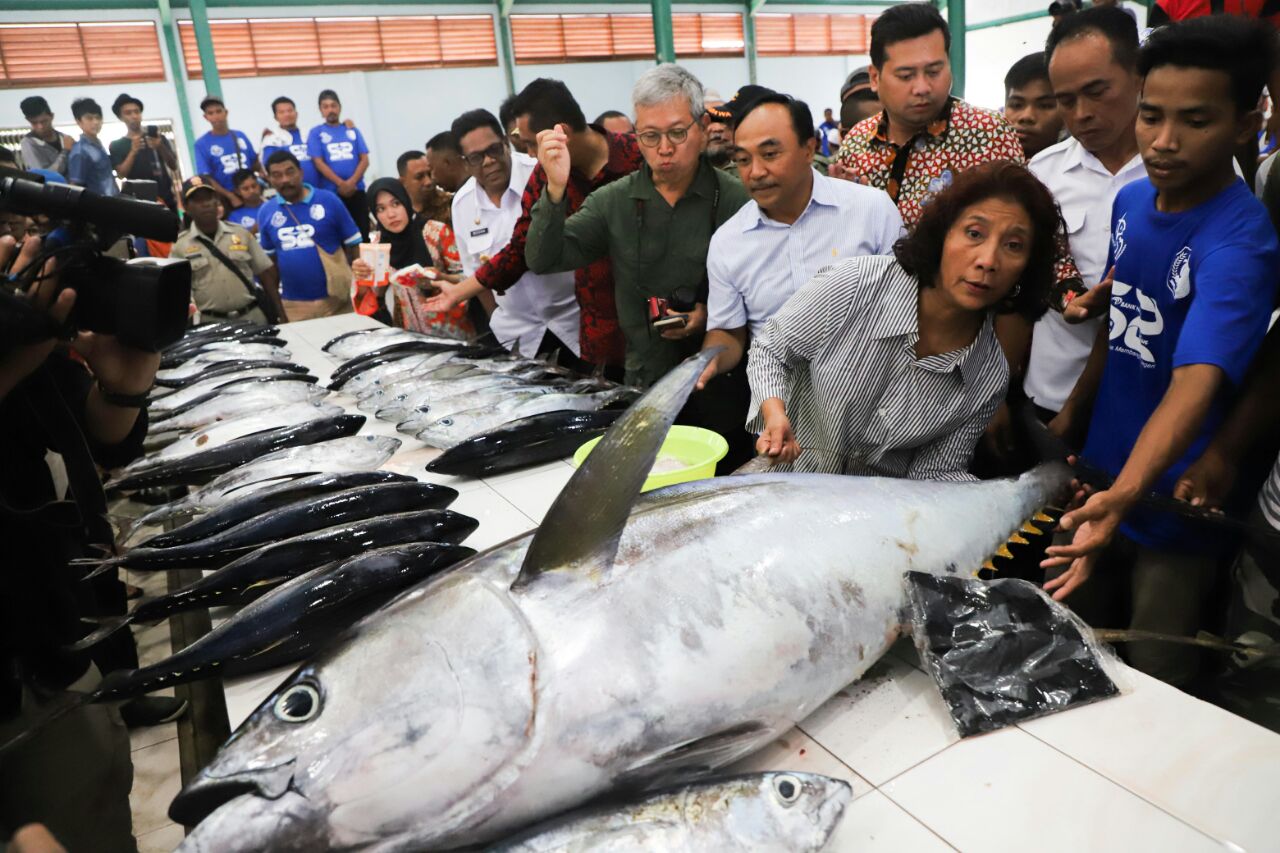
[260,95,319,187]
[1043,17,1280,688]
[258,150,361,321]
[193,95,261,212]
[307,89,371,240]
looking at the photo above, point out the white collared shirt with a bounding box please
[453,151,580,356]
[1025,138,1147,412]
[707,170,904,336]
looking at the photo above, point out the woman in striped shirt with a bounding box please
[747,161,1060,479]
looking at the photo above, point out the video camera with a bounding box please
[0,168,191,352]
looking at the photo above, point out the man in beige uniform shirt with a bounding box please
[172,175,285,323]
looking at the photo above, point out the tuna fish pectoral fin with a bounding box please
[616,720,774,788]
[513,349,722,590]
[64,615,134,652]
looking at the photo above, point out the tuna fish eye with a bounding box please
[773,774,802,805]
[273,683,321,723]
[439,418,454,426]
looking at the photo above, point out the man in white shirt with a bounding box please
[698,93,904,390]
[1024,6,1146,428]
[449,109,580,361]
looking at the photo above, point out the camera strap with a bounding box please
[2,363,115,548]
[194,235,282,324]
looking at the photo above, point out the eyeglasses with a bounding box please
[462,142,508,169]
[636,120,698,149]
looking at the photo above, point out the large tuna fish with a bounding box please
[171,350,1070,850]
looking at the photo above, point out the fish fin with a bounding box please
[73,556,125,581]
[617,720,773,788]
[513,349,721,590]
[64,616,133,652]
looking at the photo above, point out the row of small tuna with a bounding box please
[321,326,637,477]
[74,322,485,711]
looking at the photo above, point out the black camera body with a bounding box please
[0,169,191,351]
[146,124,160,138]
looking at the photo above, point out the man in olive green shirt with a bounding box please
[526,64,749,388]
[172,175,284,323]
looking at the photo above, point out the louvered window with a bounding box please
[512,13,739,63]
[755,13,871,56]
[179,14,496,78]
[0,22,165,87]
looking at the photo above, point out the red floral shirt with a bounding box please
[836,98,1080,291]
[475,127,643,367]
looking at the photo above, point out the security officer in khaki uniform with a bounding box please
[172,175,286,324]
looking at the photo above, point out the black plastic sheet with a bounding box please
[906,572,1119,738]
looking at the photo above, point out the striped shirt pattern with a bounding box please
[1260,454,1280,532]
[746,255,1008,480]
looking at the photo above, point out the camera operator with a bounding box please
[109,94,178,211]
[0,253,171,852]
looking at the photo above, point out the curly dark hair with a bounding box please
[892,160,1061,321]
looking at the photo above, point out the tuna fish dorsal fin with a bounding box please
[513,349,721,590]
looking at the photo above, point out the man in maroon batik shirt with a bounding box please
[424,79,640,374]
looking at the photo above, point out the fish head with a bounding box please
[712,772,852,850]
[171,563,538,849]
[416,410,484,449]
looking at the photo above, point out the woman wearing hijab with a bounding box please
[353,177,474,336]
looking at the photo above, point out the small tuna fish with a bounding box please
[489,772,851,853]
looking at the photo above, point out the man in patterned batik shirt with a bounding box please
[834,3,1026,228]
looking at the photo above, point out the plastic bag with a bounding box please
[905,572,1120,738]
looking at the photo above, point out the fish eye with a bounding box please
[439,418,453,426]
[273,683,321,723]
[773,774,802,805]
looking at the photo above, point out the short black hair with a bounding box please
[870,3,949,69]
[232,168,258,188]
[498,94,521,131]
[271,96,295,115]
[71,98,102,120]
[735,93,816,144]
[514,78,587,135]
[20,96,51,119]
[1005,52,1050,97]
[199,95,224,112]
[594,109,628,124]
[1139,15,1276,114]
[318,89,340,106]
[265,149,300,170]
[396,149,427,176]
[450,109,504,148]
[1045,5,1139,71]
[426,131,460,155]
[840,91,878,128]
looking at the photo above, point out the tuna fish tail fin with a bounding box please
[514,348,721,590]
[64,615,134,653]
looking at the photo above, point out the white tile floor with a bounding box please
[123,315,1280,852]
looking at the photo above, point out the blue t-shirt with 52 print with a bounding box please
[306,124,369,192]
[1083,177,1279,551]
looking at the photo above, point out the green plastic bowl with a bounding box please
[572,425,729,492]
